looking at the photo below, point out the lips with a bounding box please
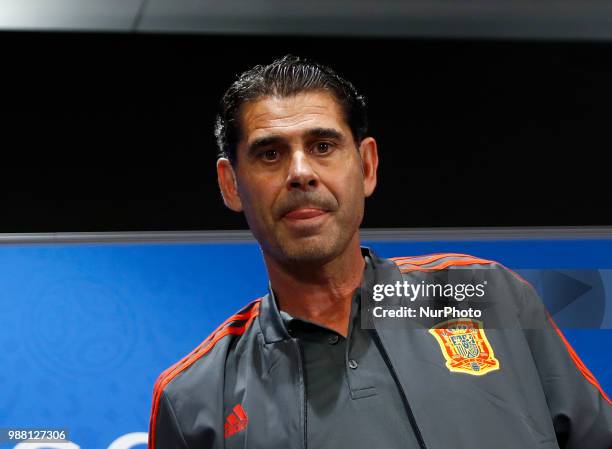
[283,208,327,220]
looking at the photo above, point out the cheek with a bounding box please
[333,164,365,203]
[238,177,279,222]
[342,169,366,221]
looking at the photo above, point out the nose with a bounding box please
[286,150,318,190]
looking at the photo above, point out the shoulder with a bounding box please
[388,252,532,290]
[389,252,522,277]
[148,298,261,449]
[387,252,539,313]
[151,297,262,406]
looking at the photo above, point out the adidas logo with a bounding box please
[224,404,249,438]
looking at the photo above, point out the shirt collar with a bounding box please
[259,246,393,344]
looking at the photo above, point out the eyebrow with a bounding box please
[247,135,285,157]
[246,127,345,157]
[306,127,344,141]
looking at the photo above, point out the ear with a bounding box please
[358,137,378,197]
[216,158,244,212]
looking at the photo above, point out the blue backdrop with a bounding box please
[1,238,611,449]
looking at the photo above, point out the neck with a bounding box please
[264,234,365,338]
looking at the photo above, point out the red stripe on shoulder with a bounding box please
[390,253,481,267]
[547,313,612,406]
[393,255,538,299]
[148,298,262,449]
[491,261,533,288]
[392,254,495,273]
[392,254,536,291]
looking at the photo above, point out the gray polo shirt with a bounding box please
[278,257,421,449]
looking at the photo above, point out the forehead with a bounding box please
[237,90,349,143]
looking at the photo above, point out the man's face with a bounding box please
[217,90,377,266]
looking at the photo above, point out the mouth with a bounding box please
[283,207,327,220]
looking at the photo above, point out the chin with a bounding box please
[277,235,345,265]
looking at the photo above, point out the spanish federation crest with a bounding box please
[429,319,500,376]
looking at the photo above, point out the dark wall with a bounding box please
[2,32,610,232]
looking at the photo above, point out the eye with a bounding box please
[314,142,332,154]
[261,149,279,162]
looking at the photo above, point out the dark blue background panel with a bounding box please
[0,238,610,449]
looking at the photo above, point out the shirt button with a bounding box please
[348,359,359,369]
[328,335,339,345]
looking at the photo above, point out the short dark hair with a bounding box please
[214,54,368,165]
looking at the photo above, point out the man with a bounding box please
[148,55,612,449]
